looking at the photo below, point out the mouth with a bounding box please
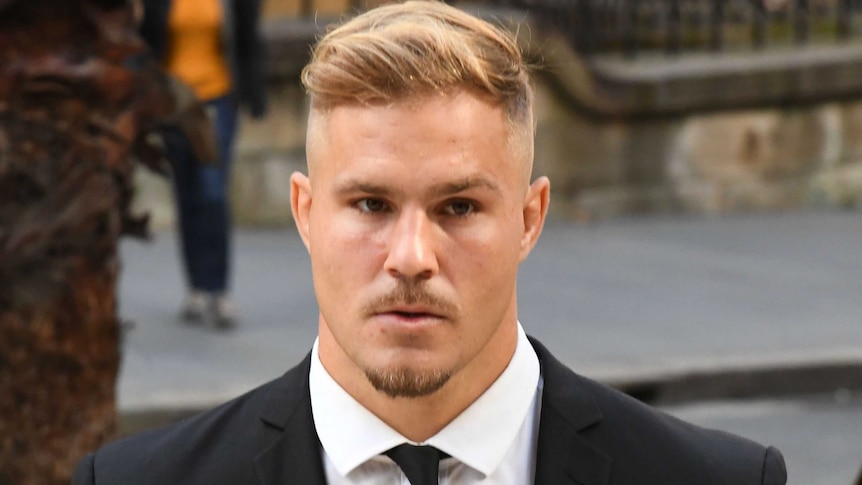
[374,307,446,325]
[385,309,440,318]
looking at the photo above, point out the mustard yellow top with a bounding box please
[165,0,232,100]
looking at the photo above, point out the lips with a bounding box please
[386,305,441,318]
[380,307,443,319]
[373,306,446,326]
[391,311,433,318]
[361,284,457,324]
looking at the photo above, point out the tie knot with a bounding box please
[385,444,448,485]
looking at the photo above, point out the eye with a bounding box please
[356,198,388,213]
[444,200,476,216]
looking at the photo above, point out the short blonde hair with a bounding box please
[301,0,532,127]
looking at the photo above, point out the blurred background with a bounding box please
[115,0,862,483]
[138,0,862,227]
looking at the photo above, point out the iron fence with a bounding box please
[457,0,862,57]
[288,0,862,57]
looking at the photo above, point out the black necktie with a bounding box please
[385,444,448,485]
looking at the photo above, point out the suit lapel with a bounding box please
[531,338,613,485]
[254,354,328,485]
[250,340,612,485]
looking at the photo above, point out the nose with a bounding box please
[383,208,439,281]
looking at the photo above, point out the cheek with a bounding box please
[310,211,386,283]
[443,220,521,294]
[311,222,384,331]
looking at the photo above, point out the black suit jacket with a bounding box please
[73,338,787,484]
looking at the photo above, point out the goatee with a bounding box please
[365,367,451,398]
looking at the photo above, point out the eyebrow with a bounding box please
[427,176,501,198]
[332,181,393,198]
[332,175,501,199]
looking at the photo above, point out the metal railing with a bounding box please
[459,0,862,57]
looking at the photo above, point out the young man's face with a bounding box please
[292,89,548,399]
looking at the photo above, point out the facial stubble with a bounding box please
[365,367,452,399]
[361,281,458,398]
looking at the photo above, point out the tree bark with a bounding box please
[0,1,215,482]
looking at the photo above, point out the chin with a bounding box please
[364,364,453,399]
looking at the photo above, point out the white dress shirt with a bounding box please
[310,323,542,484]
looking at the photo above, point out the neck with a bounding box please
[317,318,518,442]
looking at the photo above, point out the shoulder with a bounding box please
[531,338,787,484]
[78,357,310,485]
[583,375,779,467]
[582,377,785,483]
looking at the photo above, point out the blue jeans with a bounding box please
[162,94,238,293]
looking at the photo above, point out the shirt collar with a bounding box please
[310,323,540,479]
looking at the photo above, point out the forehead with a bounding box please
[306,90,528,178]
[304,91,530,198]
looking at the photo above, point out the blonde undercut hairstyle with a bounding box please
[301,0,533,129]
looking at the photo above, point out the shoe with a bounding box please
[212,293,238,330]
[180,290,209,324]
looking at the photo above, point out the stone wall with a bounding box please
[132,77,862,229]
[535,73,862,222]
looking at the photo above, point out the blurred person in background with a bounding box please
[140,0,267,329]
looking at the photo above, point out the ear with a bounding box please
[519,176,550,262]
[290,172,313,252]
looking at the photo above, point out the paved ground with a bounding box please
[662,392,862,484]
[116,209,862,482]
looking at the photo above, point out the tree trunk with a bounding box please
[0,1,215,482]
[0,259,120,484]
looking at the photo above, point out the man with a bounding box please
[73,1,788,483]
